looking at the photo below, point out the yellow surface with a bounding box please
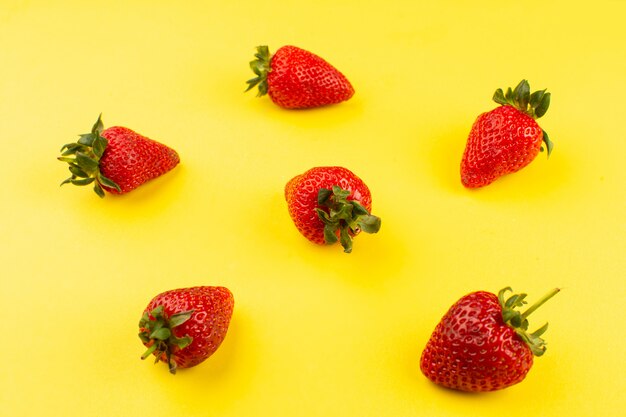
[1,1,624,416]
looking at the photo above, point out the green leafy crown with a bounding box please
[492,79,554,156]
[58,114,121,197]
[245,45,271,96]
[138,305,194,374]
[498,287,560,357]
[315,186,381,254]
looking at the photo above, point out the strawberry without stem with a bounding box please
[246,45,355,109]
[285,166,380,253]
[460,80,554,188]
[58,114,179,197]
[420,287,559,392]
[139,286,234,374]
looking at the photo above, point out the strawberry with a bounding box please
[285,166,380,253]
[420,287,560,392]
[58,114,180,197]
[139,286,234,374]
[246,45,355,109]
[460,80,554,188]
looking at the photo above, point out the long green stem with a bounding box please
[521,288,560,320]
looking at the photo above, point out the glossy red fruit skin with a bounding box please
[142,286,234,369]
[420,291,534,392]
[285,166,372,245]
[99,126,180,194]
[461,105,544,188]
[268,46,354,109]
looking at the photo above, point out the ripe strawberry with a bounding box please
[285,166,380,253]
[420,287,559,392]
[246,45,355,109]
[58,114,180,197]
[139,286,234,374]
[460,80,554,188]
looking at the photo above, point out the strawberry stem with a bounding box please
[498,287,560,357]
[521,288,560,320]
[141,343,158,360]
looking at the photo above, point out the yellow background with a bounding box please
[1,1,624,416]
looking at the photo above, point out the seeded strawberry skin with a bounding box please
[100,126,180,194]
[420,291,534,392]
[461,105,544,188]
[267,46,355,109]
[142,286,234,370]
[460,78,552,189]
[285,166,372,245]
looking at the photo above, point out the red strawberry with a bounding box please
[58,114,180,197]
[285,166,380,253]
[460,80,554,188]
[420,287,559,392]
[139,286,234,374]
[246,45,355,109]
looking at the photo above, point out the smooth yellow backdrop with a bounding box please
[1,1,624,416]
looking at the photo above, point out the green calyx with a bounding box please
[245,45,271,96]
[315,186,381,254]
[498,287,560,357]
[58,114,121,197]
[138,305,194,374]
[492,79,554,156]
